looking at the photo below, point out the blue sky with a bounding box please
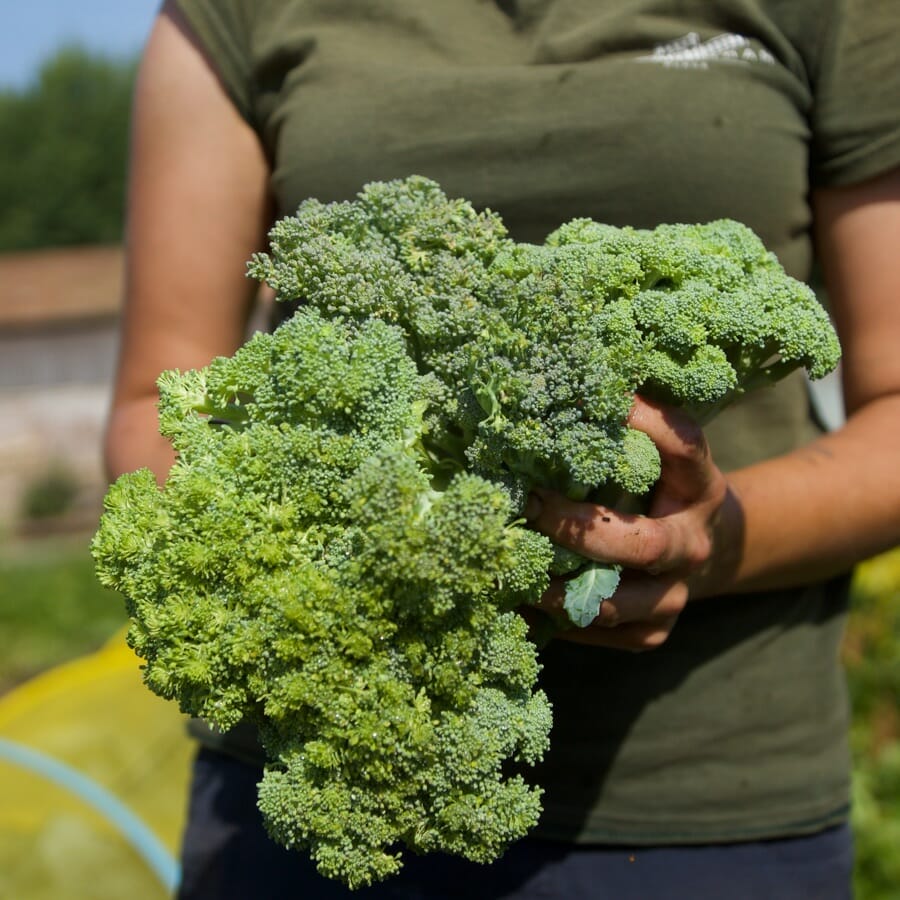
[1,0,162,89]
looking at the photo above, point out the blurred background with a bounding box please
[0,3,898,898]
[1,4,191,898]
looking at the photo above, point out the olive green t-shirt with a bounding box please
[175,0,900,843]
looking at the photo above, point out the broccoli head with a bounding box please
[95,177,840,887]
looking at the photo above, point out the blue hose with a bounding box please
[0,736,180,893]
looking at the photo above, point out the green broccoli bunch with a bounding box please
[94,176,840,886]
[92,308,553,887]
[250,176,840,621]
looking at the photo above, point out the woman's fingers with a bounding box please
[537,572,688,630]
[525,573,684,651]
[525,489,656,565]
[528,490,707,575]
[627,397,722,506]
[559,616,680,650]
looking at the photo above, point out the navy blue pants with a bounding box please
[177,748,853,900]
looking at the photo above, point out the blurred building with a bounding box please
[0,245,123,529]
[0,246,274,530]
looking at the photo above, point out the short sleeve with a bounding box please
[809,0,900,187]
[173,0,257,126]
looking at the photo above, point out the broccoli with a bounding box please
[93,176,840,886]
[249,176,840,621]
[93,308,554,888]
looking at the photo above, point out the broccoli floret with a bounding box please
[95,177,841,888]
[551,217,841,422]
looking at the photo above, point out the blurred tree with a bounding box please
[0,47,135,251]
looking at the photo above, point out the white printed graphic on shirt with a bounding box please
[637,32,775,69]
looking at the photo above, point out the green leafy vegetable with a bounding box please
[93,176,840,888]
[563,565,622,628]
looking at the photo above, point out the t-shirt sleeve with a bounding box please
[809,0,900,186]
[173,0,257,126]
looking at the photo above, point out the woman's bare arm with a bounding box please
[708,168,900,590]
[105,1,272,482]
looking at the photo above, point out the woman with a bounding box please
[106,1,900,896]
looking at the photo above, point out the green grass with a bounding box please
[844,548,900,899]
[0,533,127,692]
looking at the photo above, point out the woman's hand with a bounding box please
[524,167,900,652]
[525,396,738,651]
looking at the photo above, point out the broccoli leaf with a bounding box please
[563,563,621,628]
